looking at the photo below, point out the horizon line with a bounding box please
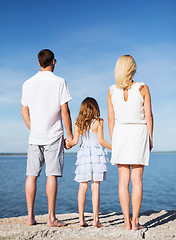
[0,151,176,156]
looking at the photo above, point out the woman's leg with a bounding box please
[118,164,131,230]
[91,181,101,227]
[78,182,88,226]
[131,165,144,230]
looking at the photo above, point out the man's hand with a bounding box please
[21,105,31,129]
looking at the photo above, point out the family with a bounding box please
[21,49,153,230]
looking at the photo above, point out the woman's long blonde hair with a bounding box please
[75,97,100,136]
[115,55,136,89]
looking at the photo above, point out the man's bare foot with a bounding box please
[27,218,37,226]
[93,221,102,228]
[132,223,144,231]
[47,218,66,227]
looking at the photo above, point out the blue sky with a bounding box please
[0,0,175,152]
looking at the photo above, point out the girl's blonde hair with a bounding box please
[75,97,100,136]
[115,55,136,89]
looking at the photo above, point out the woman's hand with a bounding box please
[149,137,153,152]
[64,138,72,150]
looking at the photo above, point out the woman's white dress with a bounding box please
[110,82,150,166]
[75,120,109,183]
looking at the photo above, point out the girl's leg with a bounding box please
[131,165,144,230]
[91,181,101,227]
[78,182,88,226]
[118,164,131,230]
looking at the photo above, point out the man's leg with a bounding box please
[46,176,66,227]
[45,137,65,227]
[25,176,37,225]
[25,144,44,225]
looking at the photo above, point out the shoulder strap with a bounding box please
[90,118,97,131]
[132,82,145,89]
[139,82,145,86]
[109,85,117,95]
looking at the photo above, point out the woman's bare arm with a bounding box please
[141,85,153,151]
[107,90,115,141]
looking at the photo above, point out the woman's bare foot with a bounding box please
[47,218,66,227]
[132,223,144,230]
[27,217,37,226]
[93,221,102,228]
[79,218,88,227]
[80,222,88,227]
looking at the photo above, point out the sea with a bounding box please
[0,152,176,219]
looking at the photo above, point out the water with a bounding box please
[0,153,176,218]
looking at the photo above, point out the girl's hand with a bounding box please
[97,119,112,150]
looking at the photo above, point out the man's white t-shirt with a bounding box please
[21,71,72,145]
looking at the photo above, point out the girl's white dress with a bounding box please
[109,82,150,166]
[75,120,109,183]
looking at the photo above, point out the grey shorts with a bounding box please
[26,136,64,177]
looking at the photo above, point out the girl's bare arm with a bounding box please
[98,119,112,150]
[66,124,80,148]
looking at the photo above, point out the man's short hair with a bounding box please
[38,49,55,68]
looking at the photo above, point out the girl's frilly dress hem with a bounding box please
[75,121,109,183]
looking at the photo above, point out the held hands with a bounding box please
[64,137,72,150]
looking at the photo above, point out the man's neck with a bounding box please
[40,66,53,72]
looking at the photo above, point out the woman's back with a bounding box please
[109,82,146,124]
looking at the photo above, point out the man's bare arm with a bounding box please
[21,105,31,129]
[61,102,73,141]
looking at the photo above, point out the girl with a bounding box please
[66,97,111,228]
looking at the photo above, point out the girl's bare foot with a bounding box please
[122,218,132,230]
[47,218,66,227]
[132,223,144,230]
[93,221,102,228]
[123,222,132,230]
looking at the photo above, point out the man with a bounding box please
[21,49,73,227]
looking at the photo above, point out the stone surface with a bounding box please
[0,210,176,240]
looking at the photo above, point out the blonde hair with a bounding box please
[75,97,100,136]
[115,55,136,89]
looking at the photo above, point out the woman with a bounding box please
[107,55,153,230]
